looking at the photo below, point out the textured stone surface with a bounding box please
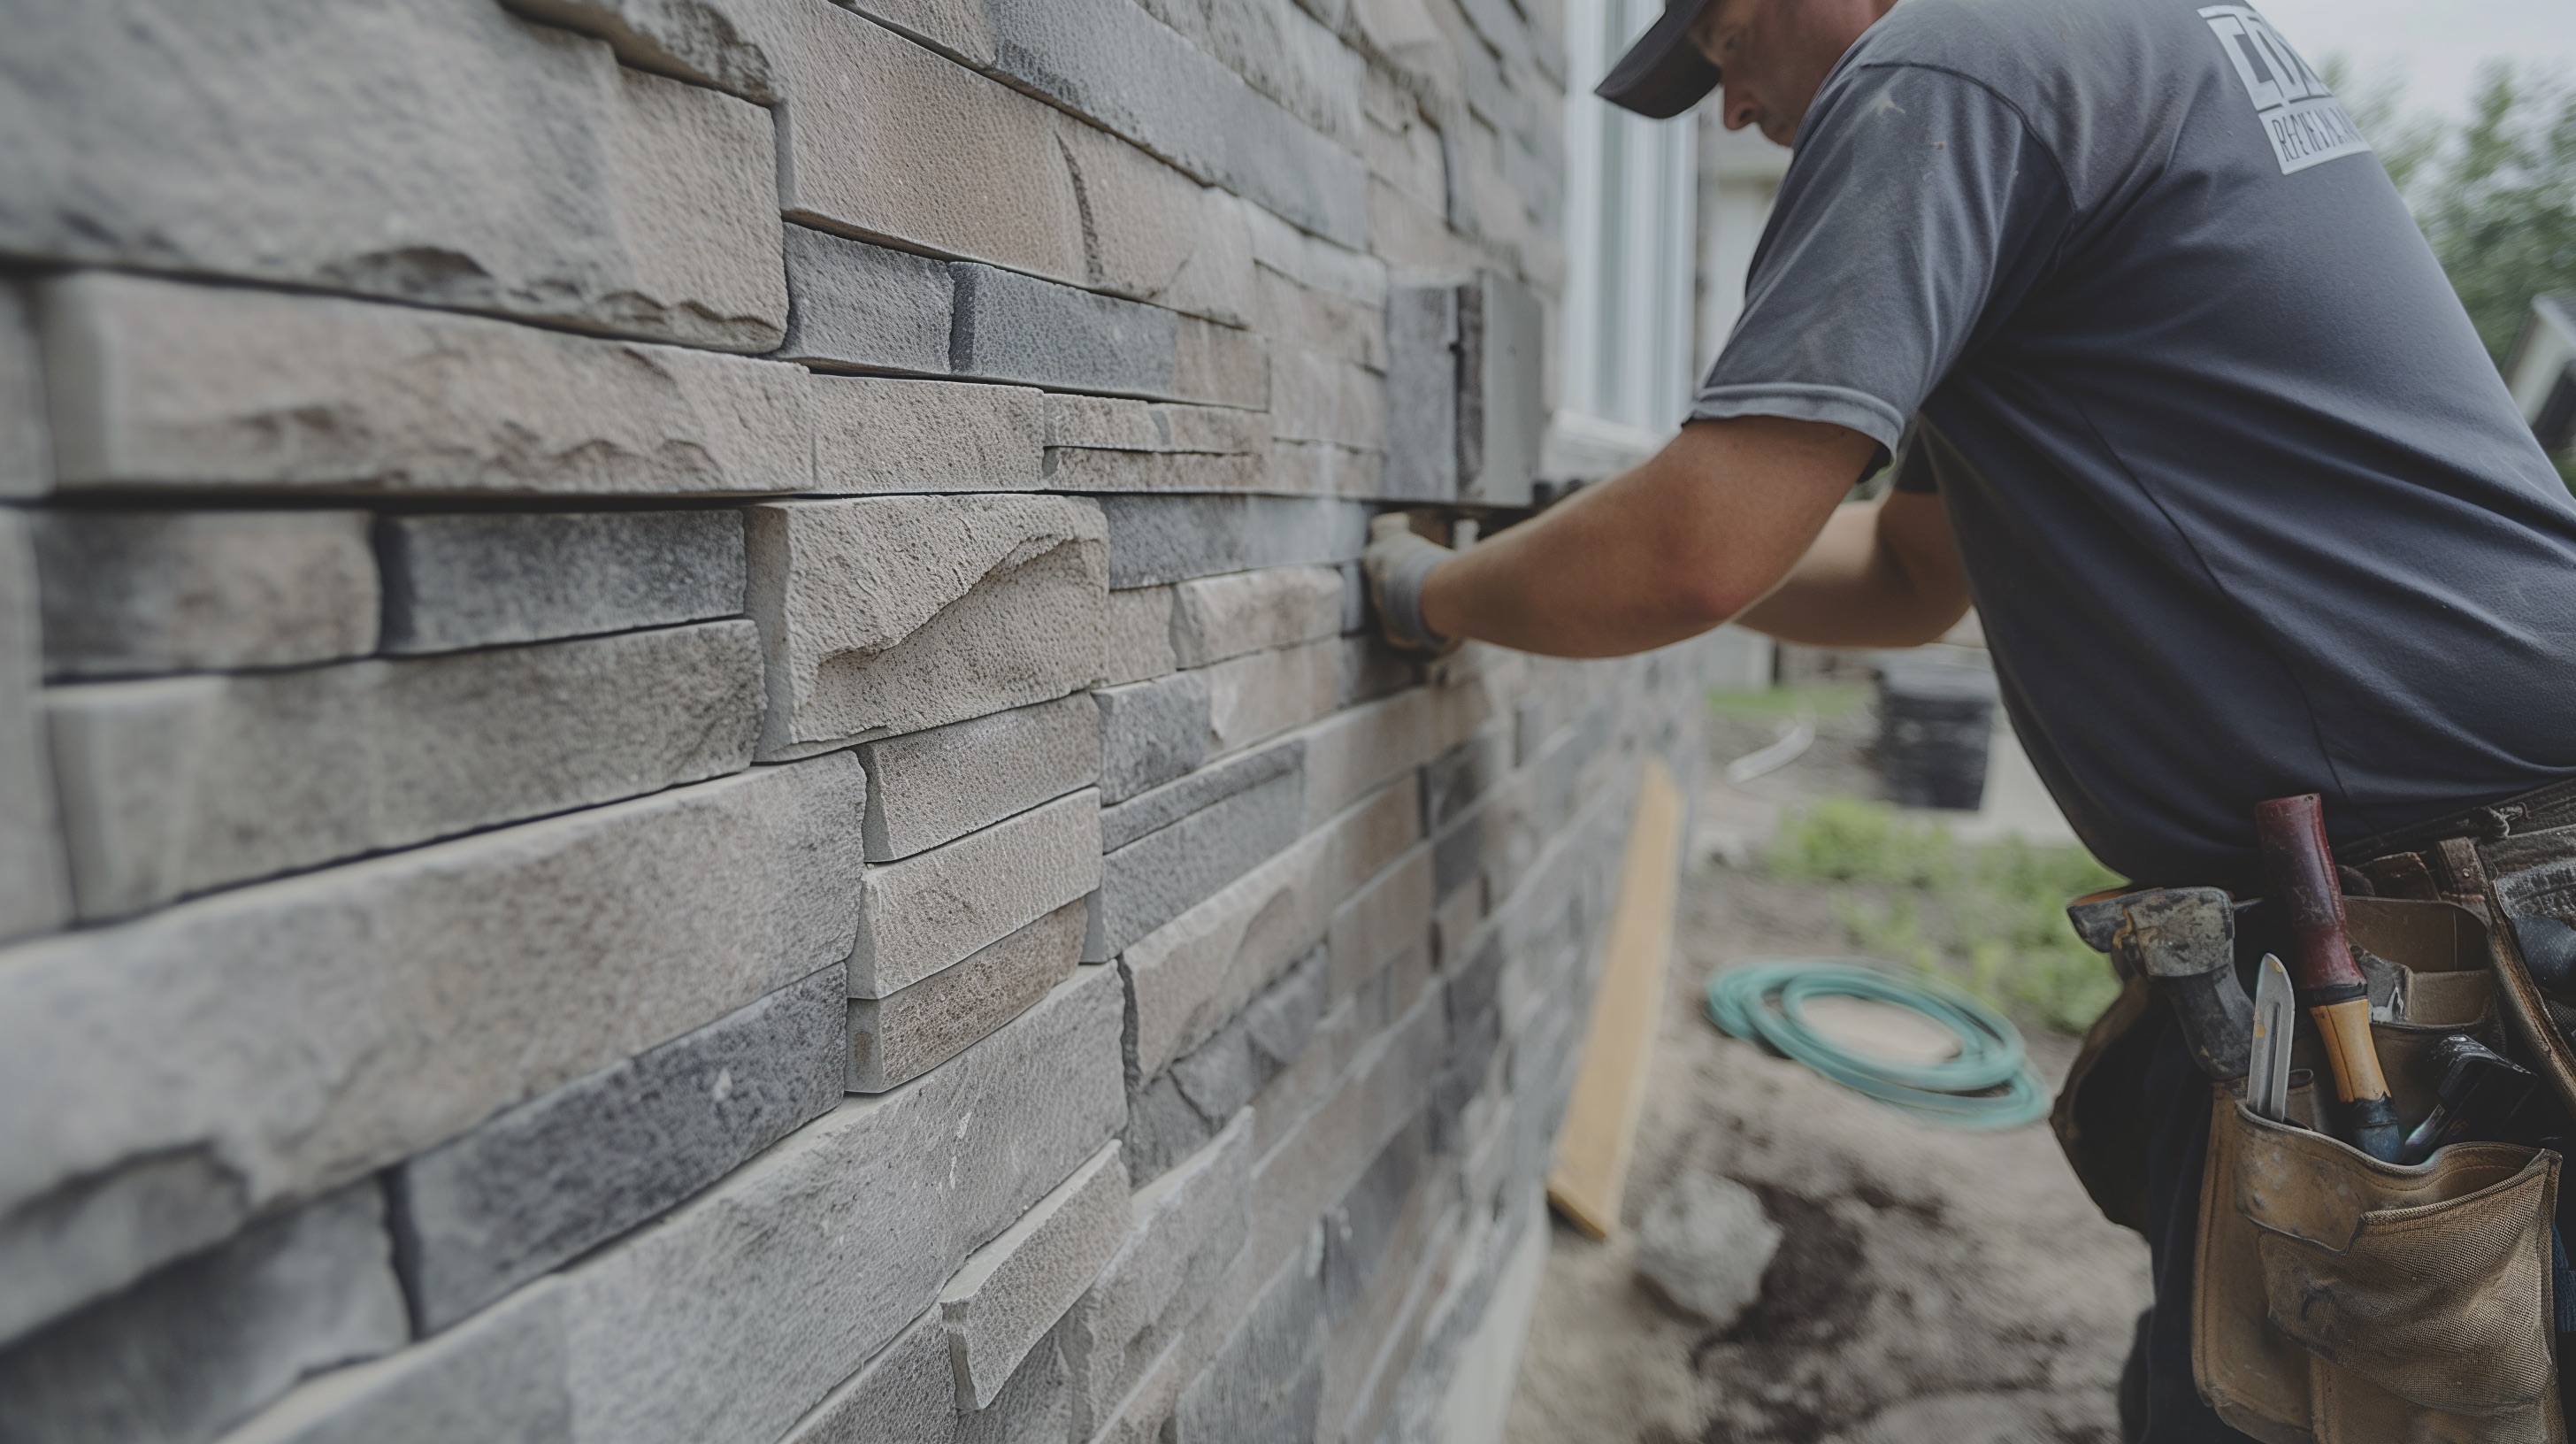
[1125,948,1327,1180]
[0,511,67,943]
[1632,1174,1783,1329]
[392,967,849,1331]
[497,0,782,102]
[1328,844,1433,997]
[1098,495,1367,588]
[1042,449,1270,494]
[855,695,1100,862]
[940,1141,1130,1408]
[1131,0,1368,148]
[1096,672,1212,805]
[1320,1125,1424,1318]
[776,1310,959,1444]
[1270,350,1384,449]
[1,0,786,350]
[848,898,1085,1091]
[378,511,744,654]
[34,511,378,676]
[1064,1112,1254,1438]
[1100,586,1178,686]
[0,1184,407,1444]
[1045,396,1268,455]
[555,966,1123,1444]
[42,273,813,495]
[851,789,1101,996]
[213,1282,571,1444]
[961,1333,1075,1444]
[1201,637,1341,756]
[0,756,865,1344]
[776,224,959,377]
[1300,690,1431,828]
[811,375,1045,494]
[747,495,1108,757]
[949,264,1181,397]
[1169,566,1344,668]
[0,284,46,498]
[1172,1238,1330,1444]
[1124,777,1417,1076]
[1100,739,1301,853]
[1096,767,1305,956]
[47,619,764,919]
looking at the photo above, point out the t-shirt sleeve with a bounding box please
[1694,64,2070,452]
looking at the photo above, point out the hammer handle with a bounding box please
[2256,795,2403,1158]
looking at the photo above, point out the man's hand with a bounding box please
[1393,415,1898,659]
[1361,513,1463,655]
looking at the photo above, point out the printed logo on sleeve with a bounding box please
[2198,5,2372,174]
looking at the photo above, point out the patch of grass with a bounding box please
[1706,683,1872,721]
[1769,796,2126,1035]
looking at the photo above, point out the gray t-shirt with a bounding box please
[1697,0,2576,888]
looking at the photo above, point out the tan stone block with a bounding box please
[1045,450,1272,494]
[851,789,1102,996]
[1169,567,1343,668]
[811,375,1046,494]
[847,897,1085,1091]
[1300,689,1432,828]
[1174,319,1270,411]
[1200,637,1339,756]
[1270,349,1385,449]
[1044,396,1267,455]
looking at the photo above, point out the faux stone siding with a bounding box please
[0,3,1725,1440]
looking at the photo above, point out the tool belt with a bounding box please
[2056,778,2576,1443]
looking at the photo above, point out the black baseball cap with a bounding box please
[1595,0,1722,119]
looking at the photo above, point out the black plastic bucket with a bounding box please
[1877,657,1996,810]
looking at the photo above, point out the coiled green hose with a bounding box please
[1704,959,2053,1130]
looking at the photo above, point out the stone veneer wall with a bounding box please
[0,2,1721,1440]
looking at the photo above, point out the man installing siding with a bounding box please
[1364,0,2576,1439]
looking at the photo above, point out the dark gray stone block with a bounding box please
[0,1183,408,1444]
[1124,948,1325,1182]
[949,263,1177,396]
[1098,495,1368,588]
[1423,731,1506,836]
[390,965,847,1332]
[1432,809,1484,902]
[778,224,956,375]
[1095,672,1210,806]
[211,1284,572,1444]
[378,510,746,654]
[1321,1120,1425,1319]
[1100,739,1300,853]
[1170,1238,1328,1444]
[1096,768,1303,954]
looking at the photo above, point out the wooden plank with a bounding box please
[1545,756,1685,1240]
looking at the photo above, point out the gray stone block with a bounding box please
[777,225,958,377]
[1171,1239,1329,1444]
[1,0,786,350]
[849,898,1085,1092]
[1125,947,1326,1181]
[0,285,50,497]
[1382,283,1459,503]
[777,1310,959,1444]
[1098,494,1368,587]
[1045,395,1268,454]
[1096,768,1305,956]
[378,511,745,655]
[747,495,1109,757]
[961,1333,1073,1444]
[949,265,1178,397]
[1100,586,1177,686]
[1062,1111,1254,1439]
[0,756,865,1346]
[1423,726,1508,833]
[214,1282,571,1444]
[0,1184,407,1444]
[1100,739,1300,853]
[852,789,1102,997]
[47,619,764,919]
[1203,638,1341,756]
[855,695,1101,862]
[1327,844,1432,997]
[497,0,781,102]
[1320,1125,1424,1319]
[1130,0,1366,149]
[939,1141,1130,1408]
[1168,565,1344,668]
[40,273,814,495]
[1299,690,1430,830]
[812,375,1046,495]
[1095,672,1211,805]
[391,967,849,1332]
[0,512,66,943]
[1040,449,1269,494]
[34,511,378,677]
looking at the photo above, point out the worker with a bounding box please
[1363,0,2576,1439]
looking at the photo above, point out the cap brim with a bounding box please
[1594,0,1721,119]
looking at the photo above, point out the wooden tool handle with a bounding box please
[2254,794,2365,1002]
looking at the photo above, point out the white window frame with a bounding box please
[1552,0,1701,475]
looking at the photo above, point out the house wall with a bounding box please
[0,2,1724,1440]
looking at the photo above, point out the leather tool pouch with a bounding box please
[2193,899,2565,1443]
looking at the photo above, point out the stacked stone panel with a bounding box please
[0,2,1728,1441]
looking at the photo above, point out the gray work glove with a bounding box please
[1363,512,1462,656]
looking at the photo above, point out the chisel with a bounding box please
[2254,794,2404,1162]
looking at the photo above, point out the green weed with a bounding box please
[1768,796,2126,1034]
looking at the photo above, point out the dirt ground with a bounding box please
[1502,697,2154,1444]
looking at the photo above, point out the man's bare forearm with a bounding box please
[1414,417,1876,658]
[1735,489,1973,647]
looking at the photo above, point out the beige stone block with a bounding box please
[848,897,1085,1091]
[940,1142,1131,1409]
[1054,127,1256,326]
[1270,349,1386,449]
[852,789,1102,996]
[42,273,814,495]
[1254,266,1387,370]
[1102,587,1178,686]
[1122,777,1417,1076]
[1327,843,1433,998]
[0,756,867,1344]
[811,375,1046,494]
[1169,567,1344,669]
[1300,689,1432,828]
[1200,637,1340,756]
[855,694,1101,862]
[1174,319,1271,411]
[1,0,786,350]
[1269,440,1384,498]
[1045,449,1272,494]
[0,286,47,498]
[748,495,1108,757]
[1243,204,1387,308]
[1044,396,1267,455]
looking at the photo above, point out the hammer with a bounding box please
[2068,887,2253,1080]
[2255,794,2404,1162]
